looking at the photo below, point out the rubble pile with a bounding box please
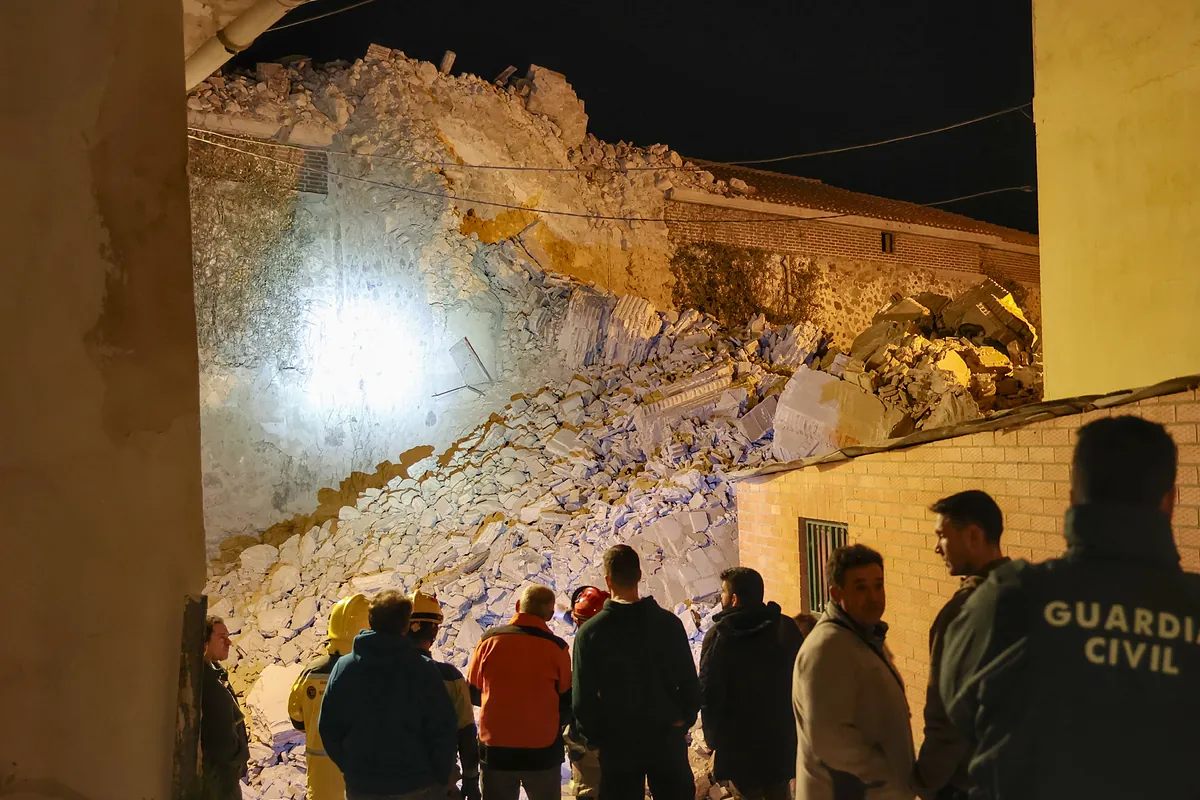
[821,279,1041,431]
[207,257,1039,797]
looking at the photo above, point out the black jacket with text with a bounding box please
[699,601,804,788]
[939,504,1200,799]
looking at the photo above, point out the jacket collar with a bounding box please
[1065,504,1180,568]
[510,612,552,631]
[825,600,889,646]
[713,600,782,630]
[960,557,1011,588]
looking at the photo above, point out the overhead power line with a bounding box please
[266,0,380,32]
[926,185,1034,206]
[703,103,1033,166]
[188,132,1034,226]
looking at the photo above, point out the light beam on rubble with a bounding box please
[304,297,423,409]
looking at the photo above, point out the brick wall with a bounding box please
[734,388,1200,739]
[665,200,1041,347]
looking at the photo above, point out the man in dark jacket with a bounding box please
[200,615,250,800]
[914,491,1008,800]
[940,416,1200,799]
[319,590,459,800]
[699,567,803,800]
[572,545,700,800]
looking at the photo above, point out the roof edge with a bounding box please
[667,188,1039,256]
[729,374,1200,482]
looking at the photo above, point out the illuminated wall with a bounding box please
[1034,0,1200,397]
[191,148,569,552]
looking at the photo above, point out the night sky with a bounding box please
[232,1,1038,233]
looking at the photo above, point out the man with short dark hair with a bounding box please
[407,591,481,800]
[572,544,700,799]
[699,567,803,800]
[467,584,571,800]
[914,491,1008,800]
[941,416,1200,799]
[319,590,458,800]
[201,615,250,800]
[793,544,915,800]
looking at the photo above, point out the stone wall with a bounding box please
[734,389,1200,740]
[666,199,1042,348]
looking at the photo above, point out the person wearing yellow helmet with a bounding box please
[288,594,370,800]
[408,589,482,800]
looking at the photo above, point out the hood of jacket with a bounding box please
[1065,503,1180,568]
[712,600,784,637]
[350,629,417,663]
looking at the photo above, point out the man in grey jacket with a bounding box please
[793,544,914,800]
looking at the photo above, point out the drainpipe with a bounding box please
[184,0,313,92]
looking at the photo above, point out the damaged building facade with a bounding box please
[188,45,1043,556]
[181,40,1051,798]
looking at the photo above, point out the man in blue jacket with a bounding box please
[319,590,459,800]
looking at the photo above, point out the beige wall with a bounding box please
[1034,0,1200,398]
[0,3,206,798]
[735,390,1200,738]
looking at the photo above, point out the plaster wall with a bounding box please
[0,2,206,797]
[1034,0,1200,397]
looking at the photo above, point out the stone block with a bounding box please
[772,367,905,462]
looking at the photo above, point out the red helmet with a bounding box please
[571,586,610,624]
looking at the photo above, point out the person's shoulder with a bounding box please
[300,652,339,677]
[431,658,466,682]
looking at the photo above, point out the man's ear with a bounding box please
[829,584,843,604]
[1162,486,1177,519]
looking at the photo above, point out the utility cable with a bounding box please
[187,97,1032,171]
[701,103,1032,166]
[925,185,1034,206]
[266,0,380,32]
[188,132,1034,226]
[186,127,683,173]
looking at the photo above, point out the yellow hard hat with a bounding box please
[408,590,444,629]
[327,594,370,655]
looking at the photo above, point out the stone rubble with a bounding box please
[190,48,1043,800]
[212,256,1038,798]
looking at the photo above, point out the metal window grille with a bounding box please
[802,518,849,613]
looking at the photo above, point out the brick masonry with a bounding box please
[666,200,1042,346]
[734,388,1200,741]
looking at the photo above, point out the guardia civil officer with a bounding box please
[940,416,1200,799]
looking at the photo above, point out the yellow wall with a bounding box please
[1034,0,1200,398]
[0,3,206,798]
[735,391,1200,738]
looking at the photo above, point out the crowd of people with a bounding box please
[197,415,1200,800]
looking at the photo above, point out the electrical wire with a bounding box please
[188,132,1034,226]
[266,0,380,32]
[186,127,685,173]
[925,185,1034,206]
[704,103,1033,166]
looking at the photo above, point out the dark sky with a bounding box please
[232,0,1038,233]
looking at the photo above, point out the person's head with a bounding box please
[931,490,1005,577]
[1072,416,1178,517]
[603,545,641,598]
[368,590,413,636]
[204,615,231,662]
[570,585,610,626]
[792,613,818,637]
[327,593,371,655]
[407,590,444,650]
[719,566,765,610]
[827,544,886,629]
[518,585,557,621]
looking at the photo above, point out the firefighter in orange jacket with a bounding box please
[565,586,609,799]
[288,594,370,800]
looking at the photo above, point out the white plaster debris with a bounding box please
[190,45,1043,797]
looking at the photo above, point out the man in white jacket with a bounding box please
[793,544,915,800]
